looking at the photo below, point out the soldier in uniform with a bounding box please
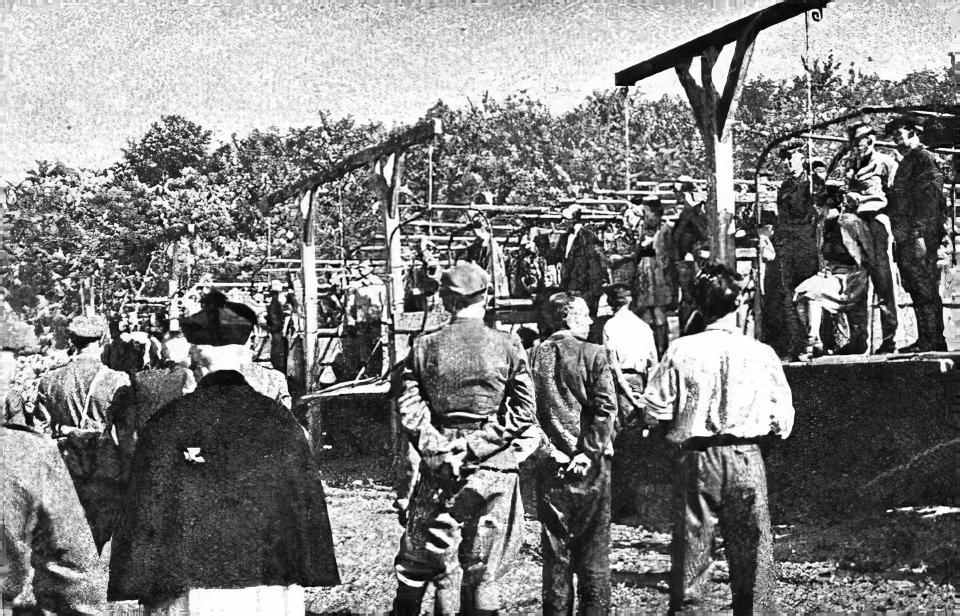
[634,196,678,356]
[764,144,820,360]
[886,116,948,352]
[391,262,537,616]
[530,293,618,615]
[2,310,106,615]
[644,263,795,616]
[34,314,129,551]
[844,123,900,353]
[108,291,340,615]
[671,181,709,337]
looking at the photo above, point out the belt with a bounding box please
[680,435,766,451]
[435,417,488,430]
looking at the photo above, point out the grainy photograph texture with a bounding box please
[0,0,958,614]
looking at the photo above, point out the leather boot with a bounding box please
[654,323,670,357]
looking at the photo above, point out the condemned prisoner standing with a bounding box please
[531,293,618,615]
[886,116,948,352]
[644,263,795,615]
[392,262,536,616]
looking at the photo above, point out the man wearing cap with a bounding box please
[33,313,130,549]
[635,196,678,356]
[345,258,387,376]
[644,263,794,615]
[672,179,710,336]
[108,292,340,615]
[391,262,536,616]
[265,279,290,373]
[530,292,618,614]
[2,310,107,615]
[844,122,900,353]
[763,144,820,359]
[886,117,948,352]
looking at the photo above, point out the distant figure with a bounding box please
[644,263,794,615]
[108,291,340,615]
[265,279,290,373]
[345,259,387,377]
[634,196,678,356]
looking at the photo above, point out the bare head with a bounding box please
[542,292,592,339]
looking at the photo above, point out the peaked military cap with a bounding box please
[181,290,257,346]
[847,123,876,141]
[440,262,489,302]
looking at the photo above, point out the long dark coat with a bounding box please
[107,370,340,604]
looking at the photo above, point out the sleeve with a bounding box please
[274,373,293,410]
[33,378,54,435]
[643,349,679,422]
[30,444,106,614]
[917,153,946,223]
[464,337,537,462]
[838,213,867,266]
[765,347,795,439]
[396,341,457,463]
[577,348,617,460]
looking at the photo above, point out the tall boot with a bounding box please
[918,303,947,352]
[654,323,670,358]
[900,305,928,353]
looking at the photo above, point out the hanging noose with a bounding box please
[811,7,824,22]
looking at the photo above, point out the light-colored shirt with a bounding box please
[346,274,386,324]
[643,321,794,445]
[602,308,657,376]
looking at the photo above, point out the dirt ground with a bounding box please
[304,458,959,615]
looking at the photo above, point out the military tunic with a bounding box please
[2,423,105,615]
[393,317,536,615]
[530,331,618,615]
[890,146,947,351]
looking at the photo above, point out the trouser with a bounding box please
[392,468,523,616]
[536,457,612,616]
[356,321,383,376]
[614,372,645,434]
[670,443,776,616]
[636,306,670,358]
[859,213,898,348]
[895,229,946,351]
[269,332,288,373]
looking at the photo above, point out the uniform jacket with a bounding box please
[35,355,128,435]
[2,424,105,614]
[108,370,339,604]
[890,146,946,238]
[399,318,536,470]
[530,332,617,460]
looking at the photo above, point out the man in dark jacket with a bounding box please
[530,292,618,615]
[886,116,948,352]
[108,291,339,614]
[392,262,537,616]
[2,310,106,615]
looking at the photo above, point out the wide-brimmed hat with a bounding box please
[181,290,257,346]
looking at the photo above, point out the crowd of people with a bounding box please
[0,111,948,615]
[764,115,950,360]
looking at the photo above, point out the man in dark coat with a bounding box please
[108,291,339,614]
[391,262,537,616]
[2,309,106,615]
[530,292,618,615]
[265,279,290,373]
[886,116,948,352]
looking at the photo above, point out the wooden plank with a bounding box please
[259,119,442,211]
[615,0,831,86]
[301,190,319,394]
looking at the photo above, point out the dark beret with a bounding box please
[440,262,489,303]
[182,290,257,346]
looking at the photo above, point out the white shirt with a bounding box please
[602,308,657,376]
[643,321,794,445]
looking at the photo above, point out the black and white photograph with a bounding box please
[0,0,958,614]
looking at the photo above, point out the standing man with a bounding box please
[391,262,536,616]
[34,314,129,550]
[345,259,387,376]
[845,123,900,353]
[265,279,290,373]
[886,116,948,352]
[634,197,678,356]
[672,178,709,335]
[601,283,657,432]
[2,310,106,615]
[530,293,618,615]
[108,291,340,615]
[644,263,795,615]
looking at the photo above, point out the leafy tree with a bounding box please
[121,115,213,186]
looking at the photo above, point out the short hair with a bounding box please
[643,200,665,216]
[778,143,803,160]
[692,262,743,322]
[541,292,583,332]
[605,284,634,309]
[884,116,922,137]
[809,159,827,171]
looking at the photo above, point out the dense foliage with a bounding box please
[1,60,951,320]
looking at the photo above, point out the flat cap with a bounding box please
[67,314,107,340]
[884,115,924,135]
[181,290,257,346]
[847,123,876,140]
[778,141,804,159]
[440,262,489,301]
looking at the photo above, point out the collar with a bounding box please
[197,370,249,389]
[704,314,740,334]
[548,329,588,342]
[450,316,484,324]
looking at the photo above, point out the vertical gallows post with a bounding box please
[300,188,319,394]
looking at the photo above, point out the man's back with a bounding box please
[36,356,128,433]
[2,424,105,614]
[108,370,339,604]
[644,325,794,445]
